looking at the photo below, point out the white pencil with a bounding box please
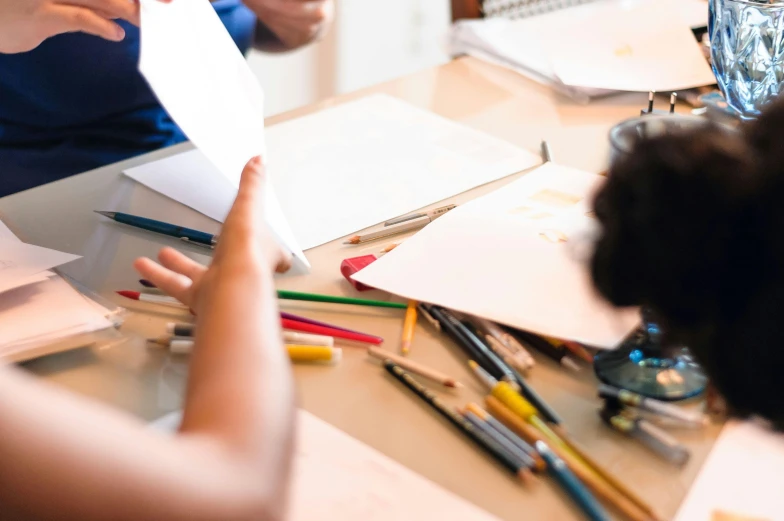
[367,346,463,389]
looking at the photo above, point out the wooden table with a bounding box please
[0,57,720,520]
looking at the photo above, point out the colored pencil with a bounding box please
[485,396,655,521]
[367,346,462,389]
[536,441,610,521]
[384,361,534,486]
[281,318,382,345]
[401,300,418,355]
[137,282,405,310]
[464,403,544,471]
[279,311,384,342]
[462,409,539,472]
[277,290,407,309]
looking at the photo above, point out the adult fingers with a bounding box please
[44,5,125,41]
[57,0,136,21]
[133,256,194,304]
[256,0,331,23]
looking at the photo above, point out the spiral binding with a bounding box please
[481,0,598,19]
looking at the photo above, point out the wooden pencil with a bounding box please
[401,300,418,355]
[485,396,655,521]
[368,346,463,389]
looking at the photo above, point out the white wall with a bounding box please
[248,0,451,116]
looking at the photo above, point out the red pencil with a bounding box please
[281,318,382,345]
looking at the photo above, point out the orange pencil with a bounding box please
[401,300,418,355]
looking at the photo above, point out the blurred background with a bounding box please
[251,1,452,116]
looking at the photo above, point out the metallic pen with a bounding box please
[96,211,216,248]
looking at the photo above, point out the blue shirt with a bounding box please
[0,0,256,197]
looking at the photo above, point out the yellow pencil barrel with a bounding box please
[286,345,342,364]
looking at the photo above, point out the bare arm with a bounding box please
[0,157,296,521]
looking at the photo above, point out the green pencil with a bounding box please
[276,290,407,309]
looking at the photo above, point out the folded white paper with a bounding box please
[138,0,308,271]
[353,163,640,348]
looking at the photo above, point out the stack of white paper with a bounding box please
[124,94,541,252]
[352,163,640,348]
[152,409,502,521]
[0,222,113,361]
[674,420,784,521]
[449,0,714,100]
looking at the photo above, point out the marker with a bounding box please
[116,290,187,309]
[669,92,677,114]
[166,322,195,337]
[600,406,690,466]
[598,384,708,427]
[151,338,342,363]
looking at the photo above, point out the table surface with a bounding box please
[0,57,721,521]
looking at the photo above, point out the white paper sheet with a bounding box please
[539,0,715,92]
[138,0,308,271]
[674,420,784,521]
[125,94,541,251]
[151,409,501,521]
[353,163,640,348]
[0,239,80,294]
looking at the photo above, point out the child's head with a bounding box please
[591,103,784,427]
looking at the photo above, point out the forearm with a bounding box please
[181,262,296,512]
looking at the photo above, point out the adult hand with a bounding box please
[247,0,334,50]
[0,0,171,54]
[134,156,292,312]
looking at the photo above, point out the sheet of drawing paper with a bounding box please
[138,0,308,270]
[674,421,784,521]
[353,162,640,348]
[151,409,502,521]
[535,0,716,91]
[125,94,541,250]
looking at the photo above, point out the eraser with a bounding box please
[340,255,378,291]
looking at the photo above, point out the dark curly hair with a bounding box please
[590,102,784,428]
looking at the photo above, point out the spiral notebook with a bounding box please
[481,0,599,19]
[450,0,713,100]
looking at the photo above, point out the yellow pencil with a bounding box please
[401,300,418,355]
[286,345,342,364]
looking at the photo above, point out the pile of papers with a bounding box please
[449,0,715,101]
[353,162,640,348]
[152,409,502,521]
[0,222,114,362]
